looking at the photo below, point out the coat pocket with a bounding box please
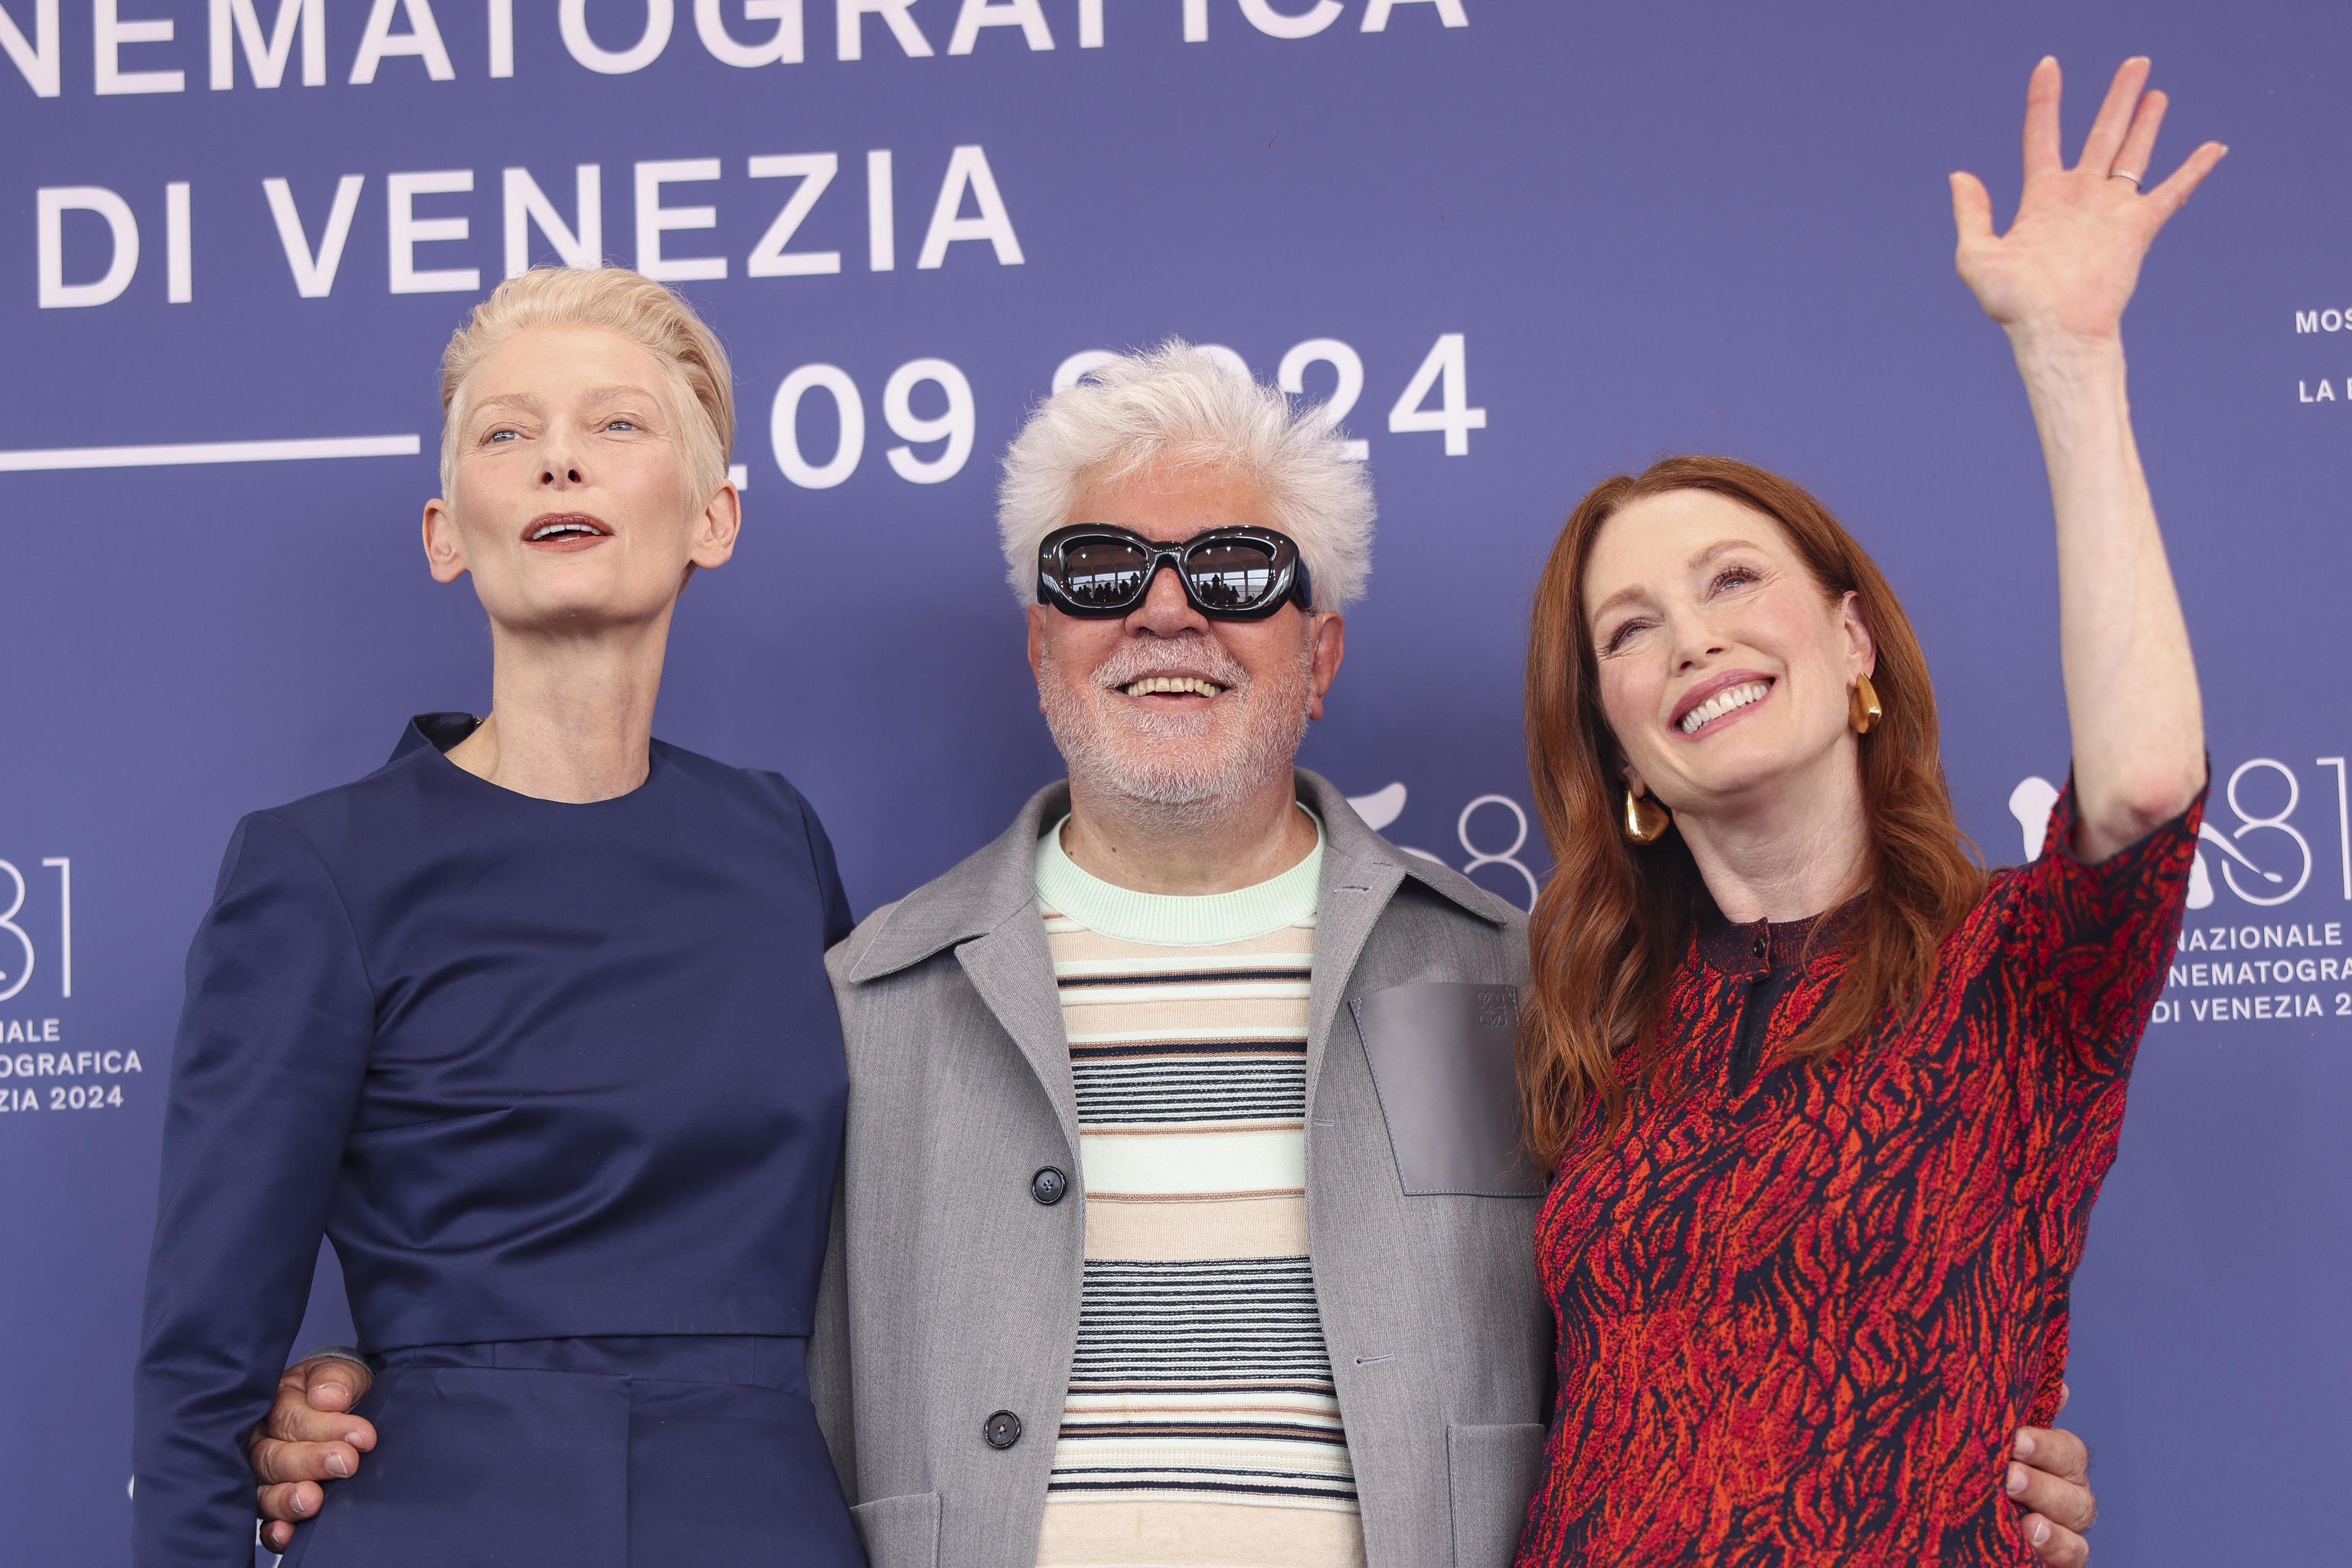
[851,1491,942,1568]
[1351,982,1541,1197]
[1446,1421,1547,1568]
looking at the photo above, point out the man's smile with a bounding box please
[1119,675,1227,700]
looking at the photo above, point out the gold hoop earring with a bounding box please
[1850,673,1883,736]
[1622,788,1672,844]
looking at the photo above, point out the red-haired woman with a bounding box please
[1514,60,2221,1567]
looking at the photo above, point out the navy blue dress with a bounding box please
[132,716,866,1567]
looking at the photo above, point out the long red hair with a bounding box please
[1520,456,1984,1173]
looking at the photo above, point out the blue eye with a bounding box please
[486,429,518,443]
[1713,567,1759,592]
[605,419,638,432]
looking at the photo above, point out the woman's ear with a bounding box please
[421,499,468,584]
[690,480,743,570]
[1840,590,1877,678]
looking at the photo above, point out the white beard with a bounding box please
[1038,634,1315,812]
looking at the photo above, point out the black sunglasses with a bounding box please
[1035,524,1314,621]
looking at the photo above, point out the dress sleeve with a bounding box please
[132,812,374,1568]
[2008,772,2205,1080]
[799,795,855,949]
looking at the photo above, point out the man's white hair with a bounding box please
[996,341,1374,612]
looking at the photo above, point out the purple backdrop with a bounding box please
[3,2,2346,1560]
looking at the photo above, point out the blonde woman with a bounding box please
[132,270,865,1566]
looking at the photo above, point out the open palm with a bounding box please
[1952,57,2226,343]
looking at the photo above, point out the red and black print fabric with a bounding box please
[1517,780,2203,1566]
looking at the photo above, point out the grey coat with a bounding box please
[811,770,1553,1568]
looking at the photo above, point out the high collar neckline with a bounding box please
[390,714,663,808]
[392,713,485,760]
[1694,892,1864,978]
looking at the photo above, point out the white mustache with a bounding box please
[1086,637,1250,693]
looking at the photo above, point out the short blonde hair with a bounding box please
[438,267,735,505]
[997,340,1375,612]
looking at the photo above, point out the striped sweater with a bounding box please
[1032,813,1364,1568]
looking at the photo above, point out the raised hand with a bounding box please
[1951,57,2226,347]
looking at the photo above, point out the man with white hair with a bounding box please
[805,342,1547,1568]
[248,344,2102,1567]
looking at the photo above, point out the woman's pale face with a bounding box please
[1583,488,1874,818]
[423,323,737,631]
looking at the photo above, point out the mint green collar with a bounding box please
[1034,809,1324,946]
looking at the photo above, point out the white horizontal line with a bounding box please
[0,435,422,473]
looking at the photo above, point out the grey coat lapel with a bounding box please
[1295,769,1512,1113]
[1304,834,1406,1117]
[846,779,1083,1158]
[956,908,1081,1158]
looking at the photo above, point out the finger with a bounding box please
[268,1391,377,1449]
[2020,1514,2091,1568]
[1949,172,1997,247]
[263,1519,299,1554]
[2024,56,2065,178]
[2014,1425,2089,1485]
[252,1436,363,1486]
[2111,89,2168,183]
[256,1479,323,1526]
[2079,57,2152,172]
[2007,1459,2096,1534]
[2145,141,2228,222]
[302,1357,371,1412]
[2057,1382,2071,1415]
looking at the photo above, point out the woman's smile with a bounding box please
[1672,671,1775,738]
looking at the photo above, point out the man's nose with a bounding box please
[1125,561,1207,635]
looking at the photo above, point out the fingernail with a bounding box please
[326,1452,351,1478]
[2007,1463,2027,1496]
[2014,1431,2036,1459]
[292,1492,311,1517]
[2032,1517,2051,1547]
[343,1429,368,1448]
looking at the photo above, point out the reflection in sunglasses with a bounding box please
[1040,526,1306,620]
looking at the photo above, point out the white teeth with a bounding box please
[531,522,599,541]
[1122,675,1225,699]
[1678,681,1769,735]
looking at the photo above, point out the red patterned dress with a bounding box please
[1516,782,2202,1566]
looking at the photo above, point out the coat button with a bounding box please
[983,1410,1024,1450]
[1030,1166,1069,1206]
